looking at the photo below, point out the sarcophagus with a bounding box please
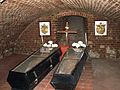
[51,48,87,90]
[7,47,62,90]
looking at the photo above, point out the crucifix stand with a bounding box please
[57,29,77,46]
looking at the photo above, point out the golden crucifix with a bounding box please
[57,22,77,45]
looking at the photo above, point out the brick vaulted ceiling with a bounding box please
[0,0,120,42]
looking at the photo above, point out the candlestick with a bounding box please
[41,35,44,45]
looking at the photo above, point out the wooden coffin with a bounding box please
[7,47,62,90]
[50,48,87,90]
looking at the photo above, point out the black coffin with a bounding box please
[7,47,62,90]
[51,48,87,90]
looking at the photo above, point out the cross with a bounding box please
[57,22,77,45]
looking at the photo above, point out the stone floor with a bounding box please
[92,58,120,90]
[0,54,28,90]
[0,54,120,90]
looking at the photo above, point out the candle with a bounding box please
[65,22,69,30]
[66,22,68,27]
[85,33,87,45]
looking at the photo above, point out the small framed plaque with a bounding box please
[39,21,50,36]
[95,21,107,36]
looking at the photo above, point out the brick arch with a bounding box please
[55,10,94,19]
[51,10,90,46]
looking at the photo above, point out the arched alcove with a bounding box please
[57,15,87,46]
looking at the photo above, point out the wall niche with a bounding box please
[56,15,87,46]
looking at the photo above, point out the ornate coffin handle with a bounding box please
[50,57,53,69]
[33,71,38,84]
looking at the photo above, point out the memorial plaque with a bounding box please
[7,47,62,90]
[51,48,87,90]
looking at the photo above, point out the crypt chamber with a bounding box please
[0,0,120,90]
[0,0,120,59]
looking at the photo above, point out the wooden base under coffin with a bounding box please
[7,47,62,90]
[51,48,88,90]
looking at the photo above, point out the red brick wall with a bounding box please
[88,16,120,58]
[14,16,57,54]
[14,10,120,58]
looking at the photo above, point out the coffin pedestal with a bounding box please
[7,47,62,90]
[51,48,87,90]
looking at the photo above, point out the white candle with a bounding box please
[65,22,69,30]
[66,22,68,27]
[85,33,87,45]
